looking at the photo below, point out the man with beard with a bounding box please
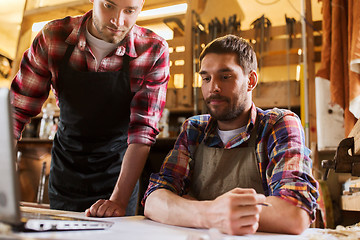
[142,35,318,235]
[11,0,169,217]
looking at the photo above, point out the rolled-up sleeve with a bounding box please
[142,118,197,204]
[264,112,319,221]
[11,29,52,140]
[128,40,170,146]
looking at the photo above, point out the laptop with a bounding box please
[0,88,113,231]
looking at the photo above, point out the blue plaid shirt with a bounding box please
[143,103,319,220]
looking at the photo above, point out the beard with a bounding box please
[92,17,128,44]
[205,95,245,121]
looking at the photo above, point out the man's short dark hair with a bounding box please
[199,35,257,74]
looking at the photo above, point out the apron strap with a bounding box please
[249,112,260,147]
[61,44,76,68]
[122,54,130,75]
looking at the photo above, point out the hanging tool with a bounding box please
[37,161,47,204]
[285,15,296,110]
[222,18,227,36]
[163,17,185,37]
[251,15,272,97]
[192,10,206,115]
[227,15,235,34]
[227,14,241,35]
[213,17,221,39]
[285,15,296,48]
[208,21,214,42]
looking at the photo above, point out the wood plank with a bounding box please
[256,35,322,53]
[239,21,322,40]
[24,1,91,22]
[182,0,194,107]
[341,194,360,211]
[348,119,360,155]
[169,51,185,61]
[136,13,185,26]
[24,0,186,23]
[167,37,186,47]
[11,4,32,80]
[142,0,186,10]
[261,54,301,67]
[252,80,300,108]
[169,65,185,74]
[306,0,317,147]
[258,50,321,67]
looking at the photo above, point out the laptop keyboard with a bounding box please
[21,211,84,222]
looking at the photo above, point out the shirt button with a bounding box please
[118,46,126,56]
[79,43,85,50]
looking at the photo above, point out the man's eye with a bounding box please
[222,75,231,80]
[104,3,113,9]
[124,9,136,14]
[202,77,211,82]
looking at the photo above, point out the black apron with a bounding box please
[49,45,138,215]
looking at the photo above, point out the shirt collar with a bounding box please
[65,10,138,58]
[65,10,91,49]
[203,103,258,148]
[119,25,138,58]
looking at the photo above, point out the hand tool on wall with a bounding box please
[251,15,271,97]
[192,10,206,114]
[213,17,221,39]
[222,18,227,36]
[163,17,185,37]
[37,161,47,204]
[227,14,240,35]
[208,21,214,42]
[285,15,296,110]
[227,15,235,34]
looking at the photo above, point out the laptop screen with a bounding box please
[0,88,113,232]
[0,88,22,225]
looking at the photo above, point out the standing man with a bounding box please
[143,35,318,235]
[11,0,169,217]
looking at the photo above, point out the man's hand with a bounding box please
[86,143,150,218]
[204,188,266,235]
[85,199,125,217]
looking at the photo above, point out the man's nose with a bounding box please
[110,11,125,26]
[210,79,221,93]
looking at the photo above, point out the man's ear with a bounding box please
[247,70,258,91]
[89,0,94,3]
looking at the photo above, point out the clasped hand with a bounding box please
[204,188,266,235]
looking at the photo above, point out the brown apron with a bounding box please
[189,119,264,200]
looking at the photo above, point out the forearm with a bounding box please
[110,143,150,207]
[145,187,266,236]
[262,114,317,234]
[144,189,207,228]
[258,196,310,234]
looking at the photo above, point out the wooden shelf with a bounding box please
[24,0,91,22]
[19,138,53,144]
[253,80,300,109]
[167,107,194,114]
[342,194,360,211]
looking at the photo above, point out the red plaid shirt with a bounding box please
[11,10,170,145]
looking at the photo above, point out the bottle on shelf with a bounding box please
[39,103,55,139]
